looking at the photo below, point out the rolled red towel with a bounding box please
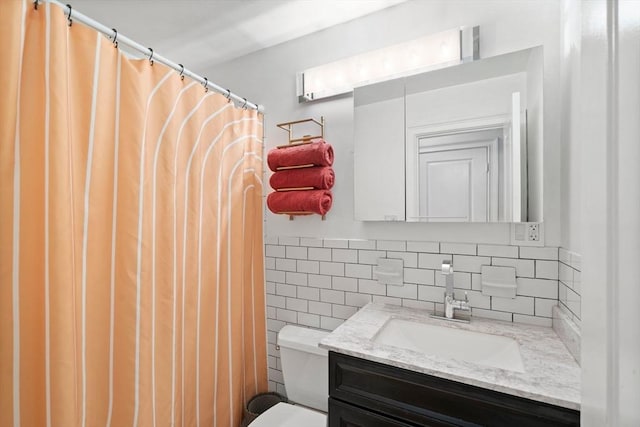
[270,166,335,190]
[267,190,333,216]
[267,141,334,171]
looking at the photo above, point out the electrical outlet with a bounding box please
[510,222,544,246]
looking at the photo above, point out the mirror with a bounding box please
[354,46,543,222]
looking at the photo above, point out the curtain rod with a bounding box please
[37,0,264,113]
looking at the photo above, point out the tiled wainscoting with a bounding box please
[265,237,566,394]
[558,248,581,326]
[552,248,582,363]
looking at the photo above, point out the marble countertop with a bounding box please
[319,303,581,410]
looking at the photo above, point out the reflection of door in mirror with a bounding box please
[405,91,527,223]
[416,129,501,222]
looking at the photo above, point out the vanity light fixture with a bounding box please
[297,26,479,102]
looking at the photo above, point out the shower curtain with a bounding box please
[0,2,267,426]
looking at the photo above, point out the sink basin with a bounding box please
[373,318,525,372]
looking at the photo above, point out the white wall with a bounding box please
[616,3,640,421]
[563,0,640,425]
[210,0,562,245]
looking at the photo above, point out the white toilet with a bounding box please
[251,325,329,426]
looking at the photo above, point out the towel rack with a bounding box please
[275,116,327,220]
[276,116,324,147]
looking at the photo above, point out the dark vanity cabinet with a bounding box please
[328,352,580,427]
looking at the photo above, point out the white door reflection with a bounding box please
[416,129,501,222]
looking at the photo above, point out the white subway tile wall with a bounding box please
[265,237,563,393]
[558,248,582,326]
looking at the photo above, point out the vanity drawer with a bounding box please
[329,352,580,427]
[329,398,428,427]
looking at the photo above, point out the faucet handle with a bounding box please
[464,291,469,302]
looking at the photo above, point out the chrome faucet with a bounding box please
[441,260,471,320]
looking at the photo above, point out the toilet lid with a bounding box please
[250,402,326,427]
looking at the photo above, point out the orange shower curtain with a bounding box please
[0,2,267,426]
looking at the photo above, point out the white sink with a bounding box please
[373,318,525,372]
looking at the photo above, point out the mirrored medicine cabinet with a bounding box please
[354,46,544,223]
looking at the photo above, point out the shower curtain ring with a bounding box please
[66,4,73,26]
[112,28,118,48]
[225,89,232,103]
[33,0,39,10]
[148,48,154,66]
[242,98,248,109]
[178,64,185,81]
[203,77,209,92]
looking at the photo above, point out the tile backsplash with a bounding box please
[265,236,565,394]
[558,247,582,326]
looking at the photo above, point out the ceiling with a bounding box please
[73,0,407,73]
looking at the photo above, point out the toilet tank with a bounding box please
[277,325,329,412]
